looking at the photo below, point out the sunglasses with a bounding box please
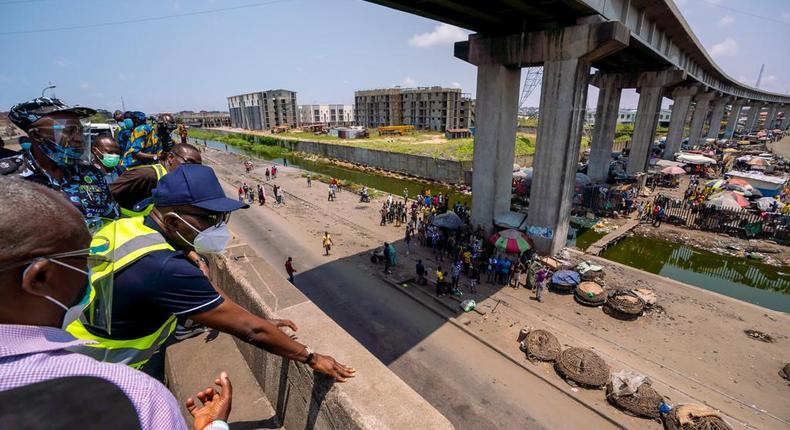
[178,211,231,228]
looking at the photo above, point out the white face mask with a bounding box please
[169,213,232,254]
[25,259,92,330]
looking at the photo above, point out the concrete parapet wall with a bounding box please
[205,243,453,430]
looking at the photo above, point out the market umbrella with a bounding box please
[706,196,743,210]
[747,158,768,167]
[755,197,777,211]
[432,211,463,230]
[489,229,534,254]
[706,179,725,189]
[575,172,592,185]
[661,166,686,175]
[710,191,749,208]
[721,184,752,196]
[726,177,751,187]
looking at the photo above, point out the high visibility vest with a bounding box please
[119,163,167,218]
[66,217,178,369]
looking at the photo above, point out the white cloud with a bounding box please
[710,37,738,58]
[52,58,68,67]
[716,15,734,27]
[451,81,461,88]
[80,82,89,89]
[402,76,417,87]
[118,73,126,80]
[782,12,790,22]
[408,23,467,48]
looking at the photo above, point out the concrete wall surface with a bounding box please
[202,242,453,430]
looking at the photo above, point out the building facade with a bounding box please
[227,89,298,130]
[297,104,354,126]
[585,108,671,127]
[355,86,474,132]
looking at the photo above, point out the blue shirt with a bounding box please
[95,217,224,339]
[117,128,132,154]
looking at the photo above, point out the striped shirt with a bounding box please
[0,324,187,430]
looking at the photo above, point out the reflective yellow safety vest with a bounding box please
[66,217,177,369]
[119,163,168,218]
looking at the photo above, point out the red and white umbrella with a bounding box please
[661,166,686,175]
[489,229,534,254]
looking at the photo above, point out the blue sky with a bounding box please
[0,0,788,113]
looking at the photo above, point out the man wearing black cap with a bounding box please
[66,164,355,382]
[1,97,118,220]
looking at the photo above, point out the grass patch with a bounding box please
[192,128,539,161]
[189,129,290,159]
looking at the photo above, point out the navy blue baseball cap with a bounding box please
[153,164,248,212]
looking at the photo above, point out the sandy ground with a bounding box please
[767,135,790,159]
[204,147,789,430]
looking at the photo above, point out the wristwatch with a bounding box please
[304,346,316,365]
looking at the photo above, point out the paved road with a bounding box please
[219,177,620,430]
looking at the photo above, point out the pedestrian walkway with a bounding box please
[586,219,639,255]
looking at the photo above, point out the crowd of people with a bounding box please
[0,97,355,429]
[374,188,550,303]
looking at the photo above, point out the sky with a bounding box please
[0,0,788,113]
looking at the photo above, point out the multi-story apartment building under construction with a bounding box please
[227,89,298,131]
[354,86,474,132]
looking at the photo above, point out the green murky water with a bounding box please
[571,227,606,251]
[601,235,790,312]
[192,138,470,205]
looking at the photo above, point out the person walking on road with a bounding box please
[307,173,312,188]
[468,262,479,294]
[322,232,333,256]
[383,242,392,275]
[404,226,413,255]
[257,184,265,206]
[435,266,445,297]
[265,168,270,181]
[535,267,548,302]
[285,257,296,284]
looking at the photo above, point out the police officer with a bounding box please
[1,97,118,220]
[110,143,202,217]
[67,164,355,382]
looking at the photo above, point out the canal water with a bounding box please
[601,235,790,313]
[195,137,789,312]
[192,138,470,204]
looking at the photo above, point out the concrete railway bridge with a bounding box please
[367,0,790,254]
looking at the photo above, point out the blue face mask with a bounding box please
[38,139,85,166]
[20,141,32,151]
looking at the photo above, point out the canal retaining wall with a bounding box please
[206,129,475,184]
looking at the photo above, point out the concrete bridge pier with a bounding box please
[625,70,685,175]
[688,90,716,148]
[588,73,627,183]
[468,62,521,232]
[724,99,745,138]
[456,22,628,255]
[706,97,730,139]
[781,112,790,131]
[745,103,762,133]
[764,105,778,130]
[664,86,698,159]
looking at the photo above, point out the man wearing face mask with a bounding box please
[0,177,233,430]
[1,98,118,220]
[91,134,122,184]
[110,142,202,217]
[67,164,356,382]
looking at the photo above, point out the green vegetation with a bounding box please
[192,128,538,161]
[613,123,669,143]
[189,129,291,159]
